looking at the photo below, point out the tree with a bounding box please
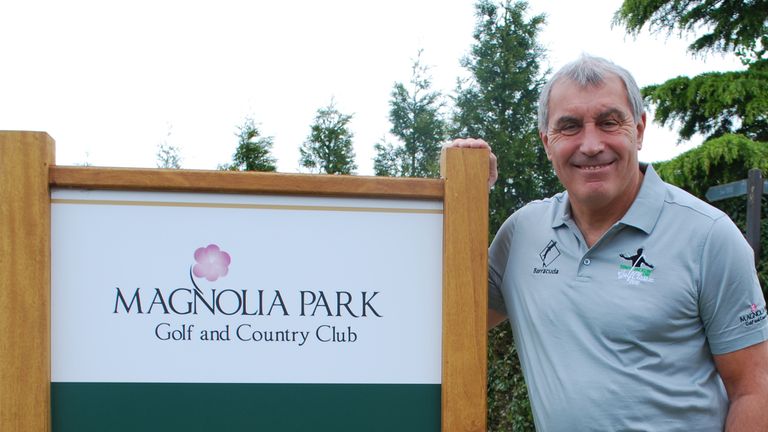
[299,100,357,175]
[220,118,277,172]
[640,65,768,143]
[374,50,447,178]
[156,126,182,169]
[156,141,182,169]
[454,0,559,236]
[156,125,182,169]
[452,1,558,430]
[613,1,768,143]
[614,0,767,62]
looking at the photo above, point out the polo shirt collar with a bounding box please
[620,164,665,233]
[551,163,665,234]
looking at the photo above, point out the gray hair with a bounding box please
[537,54,644,133]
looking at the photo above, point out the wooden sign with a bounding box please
[0,131,488,432]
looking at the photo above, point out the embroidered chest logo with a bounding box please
[533,240,560,275]
[617,247,655,285]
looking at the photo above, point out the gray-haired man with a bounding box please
[453,54,768,431]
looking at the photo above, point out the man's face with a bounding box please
[540,74,646,211]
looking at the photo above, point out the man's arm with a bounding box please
[714,340,768,431]
[488,308,507,330]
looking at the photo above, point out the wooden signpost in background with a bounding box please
[706,168,764,265]
[0,131,488,432]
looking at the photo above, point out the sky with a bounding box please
[1,0,745,175]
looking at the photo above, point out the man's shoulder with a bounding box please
[495,192,565,237]
[516,191,566,217]
[659,180,726,222]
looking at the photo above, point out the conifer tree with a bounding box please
[299,100,356,175]
[614,0,768,143]
[454,0,559,236]
[220,118,277,172]
[374,50,447,178]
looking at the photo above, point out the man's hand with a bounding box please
[444,138,498,190]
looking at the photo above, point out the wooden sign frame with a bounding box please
[0,131,488,431]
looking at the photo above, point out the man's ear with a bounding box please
[540,131,552,160]
[636,112,646,150]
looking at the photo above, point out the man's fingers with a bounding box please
[445,138,498,190]
[489,152,498,189]
[446,138,491,149]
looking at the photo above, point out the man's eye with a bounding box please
[559,124,581,135]
[600,120,620,131]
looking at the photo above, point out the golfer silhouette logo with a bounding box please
[620,248,654,269]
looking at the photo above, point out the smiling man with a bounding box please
[453,54,768,431]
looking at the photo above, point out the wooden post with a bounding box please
[747,168,763,266]
[441,147,489,432]
[0,131,54,432]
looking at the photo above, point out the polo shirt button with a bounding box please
[583,258,591,265]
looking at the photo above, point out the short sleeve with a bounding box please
[699,216,768,355]
[488,215,515,314]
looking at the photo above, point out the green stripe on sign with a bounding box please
[52,382,440,431]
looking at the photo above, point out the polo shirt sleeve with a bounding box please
[699,215,768,355]
[488,215,515,314]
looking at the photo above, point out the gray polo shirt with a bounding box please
[489,164,768,431]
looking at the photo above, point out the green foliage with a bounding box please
[156,142,182,169]
[643,60,768,141]
[453,0,559,236]
[614,0,768,175]
[299,100,357,175]
[654,134,768,194]
[453,1,558,430]
[220,118,277,172]
[487,325,534,431]
[654,134,768,292]
[374,50,447,178]
[613,0,768,62]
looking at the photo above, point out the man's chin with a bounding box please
[568,184,614,207]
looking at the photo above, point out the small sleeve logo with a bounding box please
[740,303,766,328]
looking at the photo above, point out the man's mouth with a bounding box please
[574,161,614,171]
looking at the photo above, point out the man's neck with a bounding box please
[571,206,626,248]
[570,171,645,248]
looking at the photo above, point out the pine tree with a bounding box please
[299,100,357,175]
[614,0,768,143]
[156,142,182,169]
[454,0,559,236]
[614,0,767,61]
[220,118,277,172]
[374,50,447,178]
[156,126,182,169]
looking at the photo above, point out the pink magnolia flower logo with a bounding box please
[752,303,759,313]
[192,244,231,282]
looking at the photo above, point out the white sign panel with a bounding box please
[51,189,443,384]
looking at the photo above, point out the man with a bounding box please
[452,54,768,431]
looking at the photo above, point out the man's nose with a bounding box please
[579,123,604,156]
